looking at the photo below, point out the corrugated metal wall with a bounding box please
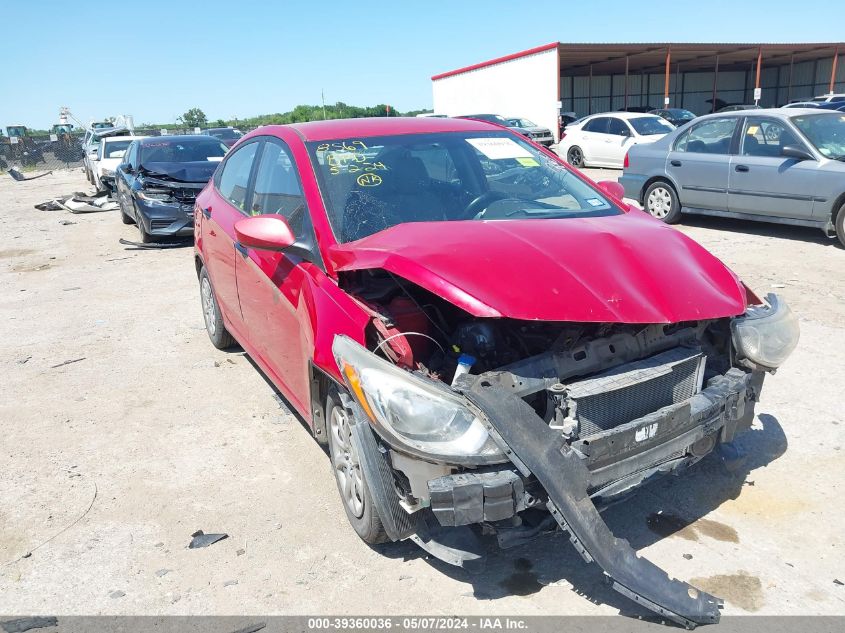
[561,56,845,117]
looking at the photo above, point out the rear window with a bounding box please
[103,140,133,159]
[140,139,228,164]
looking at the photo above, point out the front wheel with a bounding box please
[644,181,681,224]
[566,145,585,168]
[326,388,387,544]
[835,202,845,248]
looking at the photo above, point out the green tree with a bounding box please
[179,107,208,128]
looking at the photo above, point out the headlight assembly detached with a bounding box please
[332,335,506,465]
[732,293,799,369]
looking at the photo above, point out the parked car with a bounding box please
[115,135,228,242]
[204,126,244,148]
[619,108,845,246]
[83,122,133,185]
[650,108,696,127]
[193,116,798,626]
[558,112,675,168]
[617,105,655,113]
[94,135,146,192]
[457,114,552,145]
[812,93,845,103]
[783,101,820,109]
[504,117,555,146]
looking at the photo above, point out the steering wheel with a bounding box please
[462,190,510,219]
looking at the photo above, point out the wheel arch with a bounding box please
[830,191,845,226]
[641,175,680,206]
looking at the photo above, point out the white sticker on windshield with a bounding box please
[467,137,532,160]
[206,156,224,162]
[586,198,604,207]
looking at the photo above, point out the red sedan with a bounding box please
[193,117,798,625]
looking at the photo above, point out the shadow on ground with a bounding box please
[679,214,837,247]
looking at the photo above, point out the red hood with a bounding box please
[328,213,746,323]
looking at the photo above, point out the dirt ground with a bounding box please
[1,168,843,619]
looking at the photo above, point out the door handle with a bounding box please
[234,242,248,257]
[201,206,212,219]
[670,160,682,167]
[735,165,750,172]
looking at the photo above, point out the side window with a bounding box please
[741,117,802,157]
[217,141,260,212]
[250,140,307,236]
[675,118,737,154]
[607,118,630,136]
[125,143,137,169]
[583,117,609,134]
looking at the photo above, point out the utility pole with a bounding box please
[321,90,327,120]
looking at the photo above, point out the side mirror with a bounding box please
[597,180,625,200]
[234,215,295,252]
[781,144,815,161]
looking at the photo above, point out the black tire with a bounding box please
[836,202,845,248]
[643,180,682,224]
[119,199,134,224]
[136,212,154,243]
[326,388,388,544]
[566,145,585,168]
[199,266,235,349]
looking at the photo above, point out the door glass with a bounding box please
[217,142,260,212]
[675,118,737,154]
[583,117,609,134]
[251,141,308,236]
[741,118,801,156]
[607,118,630,136]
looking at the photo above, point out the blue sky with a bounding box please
[2,0,844,128]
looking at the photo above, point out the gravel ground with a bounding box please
[1,168,843,618]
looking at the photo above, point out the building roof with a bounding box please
[432,42,844,80]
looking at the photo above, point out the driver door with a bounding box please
[234,137,317,413]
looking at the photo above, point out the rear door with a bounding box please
[234,137,319,414]
[197,139,262,336]
[580,117,611,164]
[665,117,738,211]
[605,117,634,167]
[728,116,817,219]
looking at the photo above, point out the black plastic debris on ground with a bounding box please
[0,616,58,633]
[118,238,193,250]
[188,530,228,549]
[7,168,53,182]
[231,623,266,633]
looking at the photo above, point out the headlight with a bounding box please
[731,293,799,369]
[101,168,115,178]
[332,335,506,465]
[137,189,174,204]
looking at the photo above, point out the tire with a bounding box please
[643,180,682,224]
[326,388,388,544]
[566,145,585,168]
[199,266,235,350]
[835,202,845,248]
[136,212,154,243]
[120,202,134,225]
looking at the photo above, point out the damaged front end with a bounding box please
[134,166,210,237]
[330,271,799,627]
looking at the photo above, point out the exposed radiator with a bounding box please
[565,347,705,437]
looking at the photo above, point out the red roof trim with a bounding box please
[431,42,560,81]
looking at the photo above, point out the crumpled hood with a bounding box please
[140,161,217,183]
[328,212,747,323]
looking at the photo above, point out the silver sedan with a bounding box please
[619,108,845,247]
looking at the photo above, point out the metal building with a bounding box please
[432,42,844,142]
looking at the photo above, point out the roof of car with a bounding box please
[275,116,499,141]
[101,135,145,142]
[584,112,660,120]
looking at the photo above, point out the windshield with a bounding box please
[140,139,228,164]
[307,131,620,243]
[669,109,695,120]
[103,140,133,158]
[629,116,675,135]
[209,128,242,140]
[791,113,845,159]
[507,118,537,128]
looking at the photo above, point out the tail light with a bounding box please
[623,151,630,169]
[560,132,567,141]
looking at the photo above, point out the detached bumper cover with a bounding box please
[459,368,764,628]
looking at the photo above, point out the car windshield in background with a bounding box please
[103,140,133,158]
[791,113,845,159]
[630,117,675,135]
[140,139,228,164]
[210,129,242,140]
[669,109,696,120]
[508,118,537,127]
[307,131,619,243]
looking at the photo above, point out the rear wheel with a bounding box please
[566,145,585,168]
[835,202,845,248]
[199,266,235,349]
[644,180,681,224]
[326,388,387,544]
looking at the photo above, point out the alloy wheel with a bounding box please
[200,277,217,336]
[329,404,365,518]
[567,147,583,166]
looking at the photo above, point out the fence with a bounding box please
[0,127,255,173]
